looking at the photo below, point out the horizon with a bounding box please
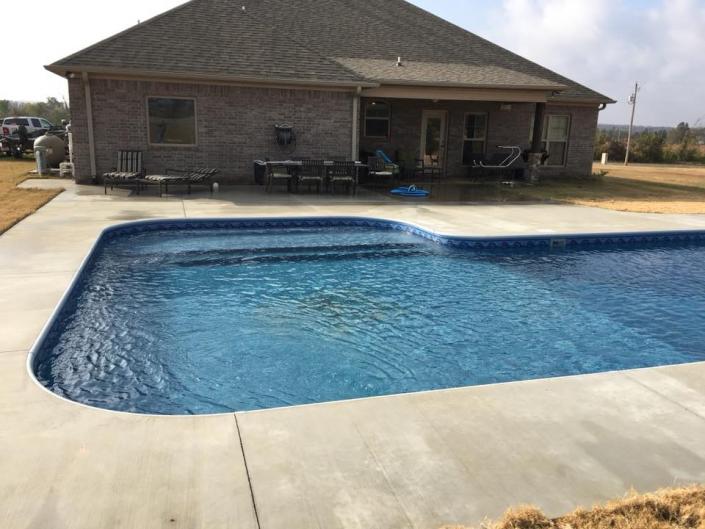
[3,0,704,127]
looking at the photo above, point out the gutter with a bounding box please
[44,64,379,90]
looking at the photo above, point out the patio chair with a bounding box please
[104,150,144,194]
[297,159,324,193]
[367,156,395,181]
[328,161,358,195]
[414,158,441,182]
[144,168,218,196]
[265,160,295,193]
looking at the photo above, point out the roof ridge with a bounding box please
[49,0,201,67]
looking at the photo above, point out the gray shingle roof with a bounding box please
[48,0,614,103]
[334,58,566,90]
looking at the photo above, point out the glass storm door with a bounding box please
[420,110,448,167]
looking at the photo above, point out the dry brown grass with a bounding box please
[443,486,705,529]
[548,163,705,214]
[0,158,62,234]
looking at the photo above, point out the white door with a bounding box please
[420,110,448,169]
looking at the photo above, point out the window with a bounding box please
[530,114,571,166]
[461,113,487,165]
[40,119,53,129]
[364,101,390,138]
[147,97,196,146]
[31,118,42,128]
[5,118,29,126]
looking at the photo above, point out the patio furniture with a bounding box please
[473,146,522,169]
[144,168,218,196]
[367,156,395,181]
[374,149,401,177]
[104,150,144,194]
[414,158,441,182]
[265,160,296,192]
[328,161,358,195]
[297,159,325,193]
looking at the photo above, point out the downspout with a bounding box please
[82,72,97,180]
[351,86,361,161]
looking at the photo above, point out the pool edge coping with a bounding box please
[25,214,705,418]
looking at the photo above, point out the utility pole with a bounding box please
[624,82,639,165]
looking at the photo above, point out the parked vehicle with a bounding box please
[1,116,55,137]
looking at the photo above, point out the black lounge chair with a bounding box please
[144,168,218,196]
[104,150,144,194]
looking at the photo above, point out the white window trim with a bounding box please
[364,101,391,138]
[146,96,198,147]
[529,113,571,167]
[461,112,488,167]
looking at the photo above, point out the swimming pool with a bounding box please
[31,218,705,415]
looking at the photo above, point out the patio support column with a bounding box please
[82,72,97,180]
[528,102,546,183]
[351,87,361,161]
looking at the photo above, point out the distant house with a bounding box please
[46,0,614,183]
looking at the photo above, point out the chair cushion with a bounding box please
[104,172,140,180]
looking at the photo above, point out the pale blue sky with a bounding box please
[5,0,704,126]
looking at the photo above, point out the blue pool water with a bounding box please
[33,224,705,415]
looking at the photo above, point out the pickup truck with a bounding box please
[1,117,59,157]
[1,116,55,137]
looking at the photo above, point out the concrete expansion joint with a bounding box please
[625,373,705,423]
[234,414,262,529]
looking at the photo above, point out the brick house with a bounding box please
[46,0,614,183]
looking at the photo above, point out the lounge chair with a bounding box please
[104,150,144,194]
[144,168,218,196]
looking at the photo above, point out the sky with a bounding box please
[4,0,704,126]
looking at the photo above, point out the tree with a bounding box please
[632,131,666,163]
[667,122,690,145]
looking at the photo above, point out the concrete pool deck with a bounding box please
[3,180,705,528]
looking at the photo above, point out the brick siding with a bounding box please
[68,78,599,183]
[69,78,355,183]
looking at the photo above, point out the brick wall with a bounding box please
[359,97,599,178]
[67,78,91,183]
[69,78,355,182]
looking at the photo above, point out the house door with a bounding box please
[420,110,448,169]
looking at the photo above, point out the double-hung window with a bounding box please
[531,114,571,166]
[364,101,391,138]
[461,113,487,165]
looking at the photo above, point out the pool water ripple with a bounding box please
[33,226,705,414]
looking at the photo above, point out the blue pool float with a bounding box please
[390,185,430,198]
